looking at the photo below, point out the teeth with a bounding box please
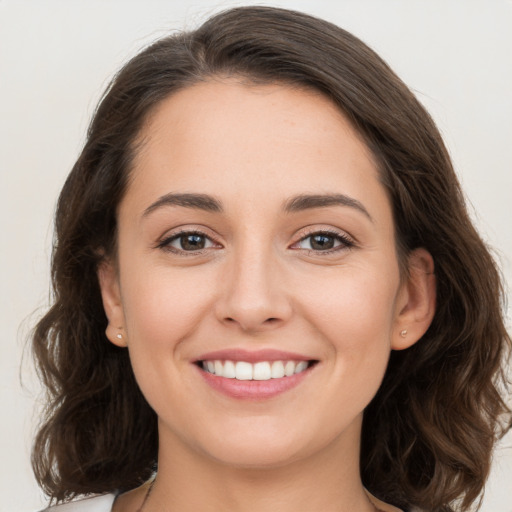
[271,361,285,379]
[202,360,310,380]
[253,362,271,380]
[284,361,295,377]
[295,361,308,374]
[235,361,253,380]
[223,360,236,379]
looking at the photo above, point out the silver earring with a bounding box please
[400,329,407,338]
[116,333,123,339]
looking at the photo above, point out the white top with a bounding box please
[41,494,116,512]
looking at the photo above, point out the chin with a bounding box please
[192,417,345,470]
[206,440,306,469]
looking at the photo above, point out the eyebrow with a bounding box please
[142,191,372,221]
[143,193,223,216]
[284,193,373,221]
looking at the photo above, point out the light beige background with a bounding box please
[1,1,510,511]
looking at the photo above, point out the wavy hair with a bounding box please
[32,6,510,511]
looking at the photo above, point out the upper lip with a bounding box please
[194,348,315,363]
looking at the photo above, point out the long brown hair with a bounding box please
[32,6,510,511]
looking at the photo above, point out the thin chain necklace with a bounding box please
[135,478,386,512]
[135,478,155,512]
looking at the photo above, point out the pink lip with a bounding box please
[196,365,314,400]
[193,348,318,400]
[195,348,312,363]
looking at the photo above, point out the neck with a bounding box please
[144,417,380,512]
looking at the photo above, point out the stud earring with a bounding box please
[400,329,407,338]
[116,333,123,340]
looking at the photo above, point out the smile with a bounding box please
[200,360,312,380]
[195,351,318,400]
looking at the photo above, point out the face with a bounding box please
[99,80,434,469]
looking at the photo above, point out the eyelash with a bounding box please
[156,229,218,256]
[291,229,355,255]
[156,228,355,256]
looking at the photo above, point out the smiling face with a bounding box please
[99,80,435,471]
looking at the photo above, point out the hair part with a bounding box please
[32,6,511,510]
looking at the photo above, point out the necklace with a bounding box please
[136,478,155,512]
[136,478,385,512]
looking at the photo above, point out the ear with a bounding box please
[97,259,128,347]
[392,248,436,350]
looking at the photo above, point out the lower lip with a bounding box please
[196,365,313,400]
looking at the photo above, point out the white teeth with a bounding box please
[235,361,253,380]
[295,361,308,374]
[223,360,236,379]
[253,362,271,380]
[271,361,285,378]
[202,359,311,380]
[284,361,295,377]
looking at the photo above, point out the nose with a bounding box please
[214,245,293,333]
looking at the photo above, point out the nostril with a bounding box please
[222,315,285,331]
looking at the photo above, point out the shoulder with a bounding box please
[40,493,116,512]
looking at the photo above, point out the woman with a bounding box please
[32,6,510,512]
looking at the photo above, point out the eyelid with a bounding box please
[290,226,356,253]
[294,225,357,242]
[155,226,223,254]
[154,224,356,255]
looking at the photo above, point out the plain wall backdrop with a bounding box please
[1,1,510,511]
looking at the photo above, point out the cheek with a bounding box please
[301,267,399,344]
[117,264,217,412]
[300,265,400,421]
[297,262,400,363]
[119,262,215,349]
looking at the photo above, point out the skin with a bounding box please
[99,80,436,512]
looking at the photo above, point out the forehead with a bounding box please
[125,79,388,222]
[135,78,374,165]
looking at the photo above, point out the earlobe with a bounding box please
[392,248,436,350]
[97,259,128,347]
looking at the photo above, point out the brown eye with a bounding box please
[294,231,354,252]
[159,231,216,253]
[310,234,335,250]
[179,234,206,250]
